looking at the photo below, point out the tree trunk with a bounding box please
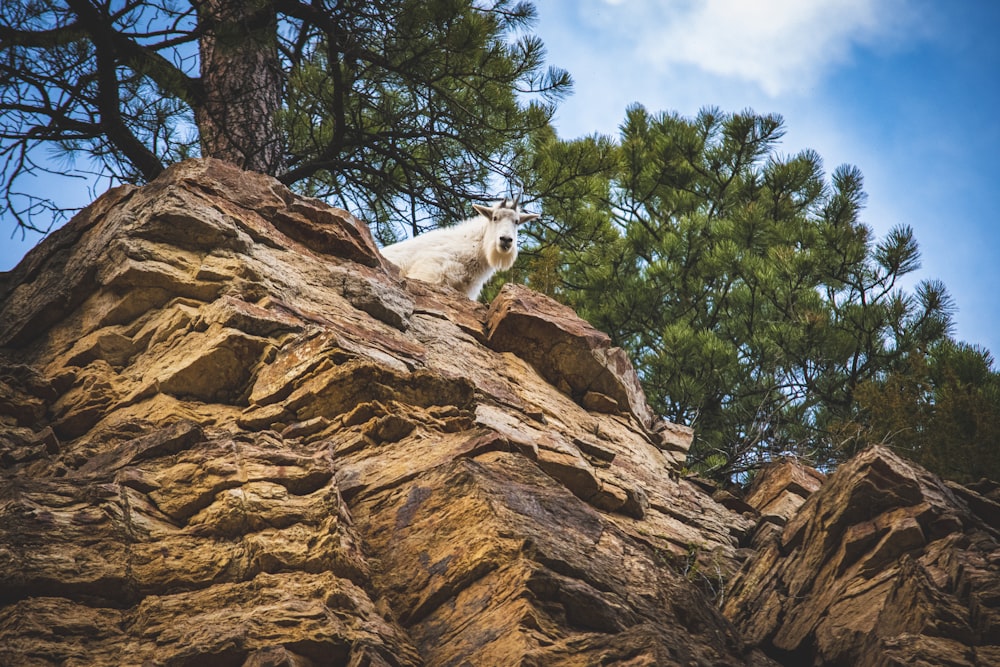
[194,0,285,175]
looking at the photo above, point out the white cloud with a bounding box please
[599,0,918,96]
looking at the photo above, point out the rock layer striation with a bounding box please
[3,158,998,666]
[0,159,765,666]
[725,446,1000,666]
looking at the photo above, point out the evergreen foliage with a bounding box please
[2,3,996,483]
[845,341,1000,484]
[0,0,568,240]
[517,106,967,479]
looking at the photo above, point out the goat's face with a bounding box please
[473,200,540,271]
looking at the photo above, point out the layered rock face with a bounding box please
[0,159,767,665]
[4,158,999,666]
[725,447,1000,666]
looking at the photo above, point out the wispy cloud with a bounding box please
[598,0,920,96]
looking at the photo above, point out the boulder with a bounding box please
[486,283,655,429]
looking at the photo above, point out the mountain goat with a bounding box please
[380,198,539,300]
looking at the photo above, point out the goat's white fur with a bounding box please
[380,199,539,300]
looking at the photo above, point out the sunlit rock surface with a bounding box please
[0,159,769,666]
[5,159,996,666]
[725,446,1000,666]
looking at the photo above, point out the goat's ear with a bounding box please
[517,212,540,225]
[472,204,493,218]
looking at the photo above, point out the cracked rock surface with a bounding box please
[5,158,997,666]
[0,159,768,666]
[725,447,1000,666]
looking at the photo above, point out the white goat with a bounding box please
[380,198,539,300]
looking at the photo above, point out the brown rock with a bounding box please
[351,451,759,665]
[12,158,994,667]
[485,283,655,428]
[121,571,421,665]
[723,445,1000,666]
[0,184,138,348]
[651,416,695,454]
[744,457,826,525]
[0,159,764,665]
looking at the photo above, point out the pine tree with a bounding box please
[846,341,1000,483]
[519,106,955,479]
[0,0,569,239]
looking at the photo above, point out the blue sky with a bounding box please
[2,0,998,355]
[531,0,1000,356]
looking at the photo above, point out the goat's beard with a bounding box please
[485,241,518,271]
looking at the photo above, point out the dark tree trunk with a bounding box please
[194,0,285,175]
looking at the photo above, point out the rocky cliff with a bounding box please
[0,158,997,666]
[725,446,1000,666]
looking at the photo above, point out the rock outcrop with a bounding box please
[0,159,767,666]
[725,446,1000,666]
[3,158,999,666]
